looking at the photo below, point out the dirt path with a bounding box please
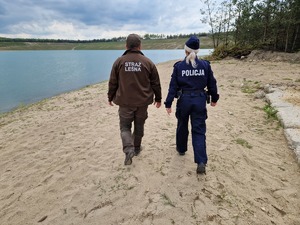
[0,58,299,225]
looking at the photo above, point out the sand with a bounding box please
[1,57,300,225]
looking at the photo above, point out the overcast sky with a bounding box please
[0,0,223,40]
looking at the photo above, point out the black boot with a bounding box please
[196,163,206,174]
[134,146,142,156]
[124,151,135,165]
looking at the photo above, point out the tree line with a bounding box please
[0,37,125,43]
[0,33,209,44]
[200,0,300,52]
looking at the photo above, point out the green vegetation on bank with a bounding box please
[200,0,300,53]
[263,103,279,121]
[0,36,214,51]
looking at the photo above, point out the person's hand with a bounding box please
[154,102,161,108]
[166,108,172,115]
[108,101,114,106]
[211,102,217,107]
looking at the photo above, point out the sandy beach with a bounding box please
[1,54,300,225]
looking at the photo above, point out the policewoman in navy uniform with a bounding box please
[164,36,219,174]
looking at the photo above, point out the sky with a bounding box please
[0,0,221,40]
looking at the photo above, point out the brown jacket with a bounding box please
[108,50,162,107]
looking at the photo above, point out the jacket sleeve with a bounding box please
[206,62,219,103]
[107,60,119,102]
[164,64,179,108]
[150,64,162,102]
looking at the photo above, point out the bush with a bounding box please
[211,44,253,60]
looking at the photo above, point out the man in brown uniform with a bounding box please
[108,34,162,165]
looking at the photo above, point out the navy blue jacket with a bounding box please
[164,57,219,108]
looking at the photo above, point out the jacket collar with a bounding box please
[123,49,144,56]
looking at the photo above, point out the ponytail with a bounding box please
[185,50,199,68]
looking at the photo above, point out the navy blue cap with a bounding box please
[185,36,200,51]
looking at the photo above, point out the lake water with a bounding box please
[0,49,212,113]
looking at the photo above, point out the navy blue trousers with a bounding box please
[175,93,207,164]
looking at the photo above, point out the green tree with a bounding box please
[200,0,299,54]
[200,0,236,47]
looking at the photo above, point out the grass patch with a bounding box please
[235,138,252,149]
[263,103,278,120]
[241,80,261,94]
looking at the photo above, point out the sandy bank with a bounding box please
[0,58,300,225]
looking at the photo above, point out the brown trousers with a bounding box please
[118,106,148,153]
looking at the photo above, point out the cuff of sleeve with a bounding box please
[211,94,219,103]
[164,101,172,108]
